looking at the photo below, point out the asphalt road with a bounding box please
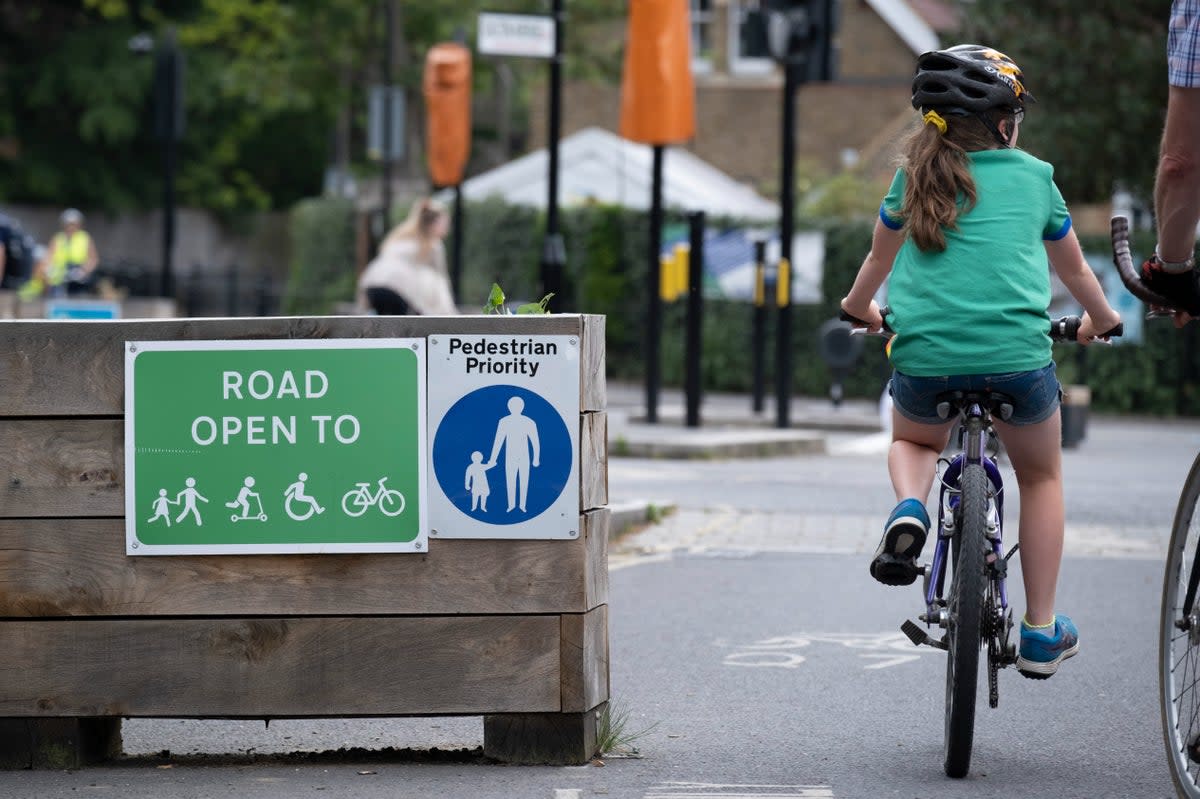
[2,413,1195,798]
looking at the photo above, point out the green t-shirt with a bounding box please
[878,148,1072,377]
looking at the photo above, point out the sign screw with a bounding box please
[430,529,439,536]
[414,541,424,550]
[131,540,139,549]
[129,344,138,353]
[569,530,577,537]
[569,338,577,346]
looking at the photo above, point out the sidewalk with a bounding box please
[602,381,886,535]
[604,380,884,460]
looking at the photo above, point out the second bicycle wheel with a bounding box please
[1161,452,1200,798]
[944,461,988,779]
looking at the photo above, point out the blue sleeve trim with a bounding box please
[1043,215,1072,241]
[879,202,903,231]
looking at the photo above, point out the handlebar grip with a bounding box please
[1049,316,1081,342]
[1050,316,1125,342]
[839,305,894,334]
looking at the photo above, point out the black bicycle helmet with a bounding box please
[911,44,1033,115]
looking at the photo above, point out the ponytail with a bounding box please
[896,111,1010,253]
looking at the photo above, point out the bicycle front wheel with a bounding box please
[944,462,988,779]
[1161,452,1200,798]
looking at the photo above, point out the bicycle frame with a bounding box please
[924,405,1010,625]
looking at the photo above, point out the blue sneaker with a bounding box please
[1017,614,1080,679]
[869,498,929,586]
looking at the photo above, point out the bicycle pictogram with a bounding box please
[342,476,406,518]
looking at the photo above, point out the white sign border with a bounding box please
[124,338,428,556]
[427,334,580,540]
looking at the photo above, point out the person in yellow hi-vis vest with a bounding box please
[45,208,98,297]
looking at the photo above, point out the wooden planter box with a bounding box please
[0,314,608,768]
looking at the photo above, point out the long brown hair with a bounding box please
[897,110,1012,252]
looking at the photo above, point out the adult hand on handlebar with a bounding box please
[1077,311,1123,344]
[839,298,884,334]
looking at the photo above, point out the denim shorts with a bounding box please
[889,363,1062,426]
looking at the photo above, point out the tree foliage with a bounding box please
[957,0,1167,203]
[0,0,623,215]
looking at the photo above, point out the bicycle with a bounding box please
[341,476,406,518]
[842,307,1121,778]
[1111,215,1200,797]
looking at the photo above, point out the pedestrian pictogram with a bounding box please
[428,335,579,539]
[125,339,427,555]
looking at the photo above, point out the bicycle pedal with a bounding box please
[901,619,948,651]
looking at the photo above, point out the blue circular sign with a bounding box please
[432,385,572,524]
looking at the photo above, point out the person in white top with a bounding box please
[358,198,458,315]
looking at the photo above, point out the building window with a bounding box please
[730,0,774,75]
[690,0,715,73]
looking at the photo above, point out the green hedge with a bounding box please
[282,197,358,315]
[285,194,1199,416]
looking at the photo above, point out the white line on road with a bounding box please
[644,784,834,798]
[554,789,583,799]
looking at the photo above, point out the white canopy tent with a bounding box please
[457,127,780,222]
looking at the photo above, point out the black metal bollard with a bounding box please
[185,264,203,318]
[225,264,239,317]
[751,237,768,414]
[684,211,705,428]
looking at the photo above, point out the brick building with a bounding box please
[528,0,959,191]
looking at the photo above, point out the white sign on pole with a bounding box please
[477,12,555,58]
[427,334,579,539]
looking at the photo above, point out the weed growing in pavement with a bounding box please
[596,701,657,758]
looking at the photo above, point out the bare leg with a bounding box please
[1156,86,1200,262]
[888,410,955,504]
[992,410,1064,627]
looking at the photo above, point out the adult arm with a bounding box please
[1156,86,1200,264]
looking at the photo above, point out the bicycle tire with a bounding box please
[1160,452,1200,798]
[944,462,988,779]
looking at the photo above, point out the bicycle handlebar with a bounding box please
[839,305,894,336]
[840,307,1122,343]
[1049,315,1123,343]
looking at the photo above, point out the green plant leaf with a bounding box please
[516,292,554,315]
[484,282,506,314]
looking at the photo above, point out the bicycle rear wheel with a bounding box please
[1161,452,1200,798]
[944,462,988,779]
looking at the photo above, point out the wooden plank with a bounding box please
[560,605,609,713]
[0,518,599,616]
[0,315,587,416]
[0,616,560,717]
[583,508,609,611]
[483,704,602,765]
[0,419,123,518]
[580,314,606,412]
[579,411,608,511]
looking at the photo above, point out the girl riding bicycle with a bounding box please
[840,44,1122,679]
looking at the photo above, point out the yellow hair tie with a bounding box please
[922,110,948,134]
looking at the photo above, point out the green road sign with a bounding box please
[124,339,427,555]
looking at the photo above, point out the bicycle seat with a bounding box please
[934,390,1016,423]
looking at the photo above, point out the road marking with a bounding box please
[645,783,834,798]
[723,631,937,669]
[555,790,583,799]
